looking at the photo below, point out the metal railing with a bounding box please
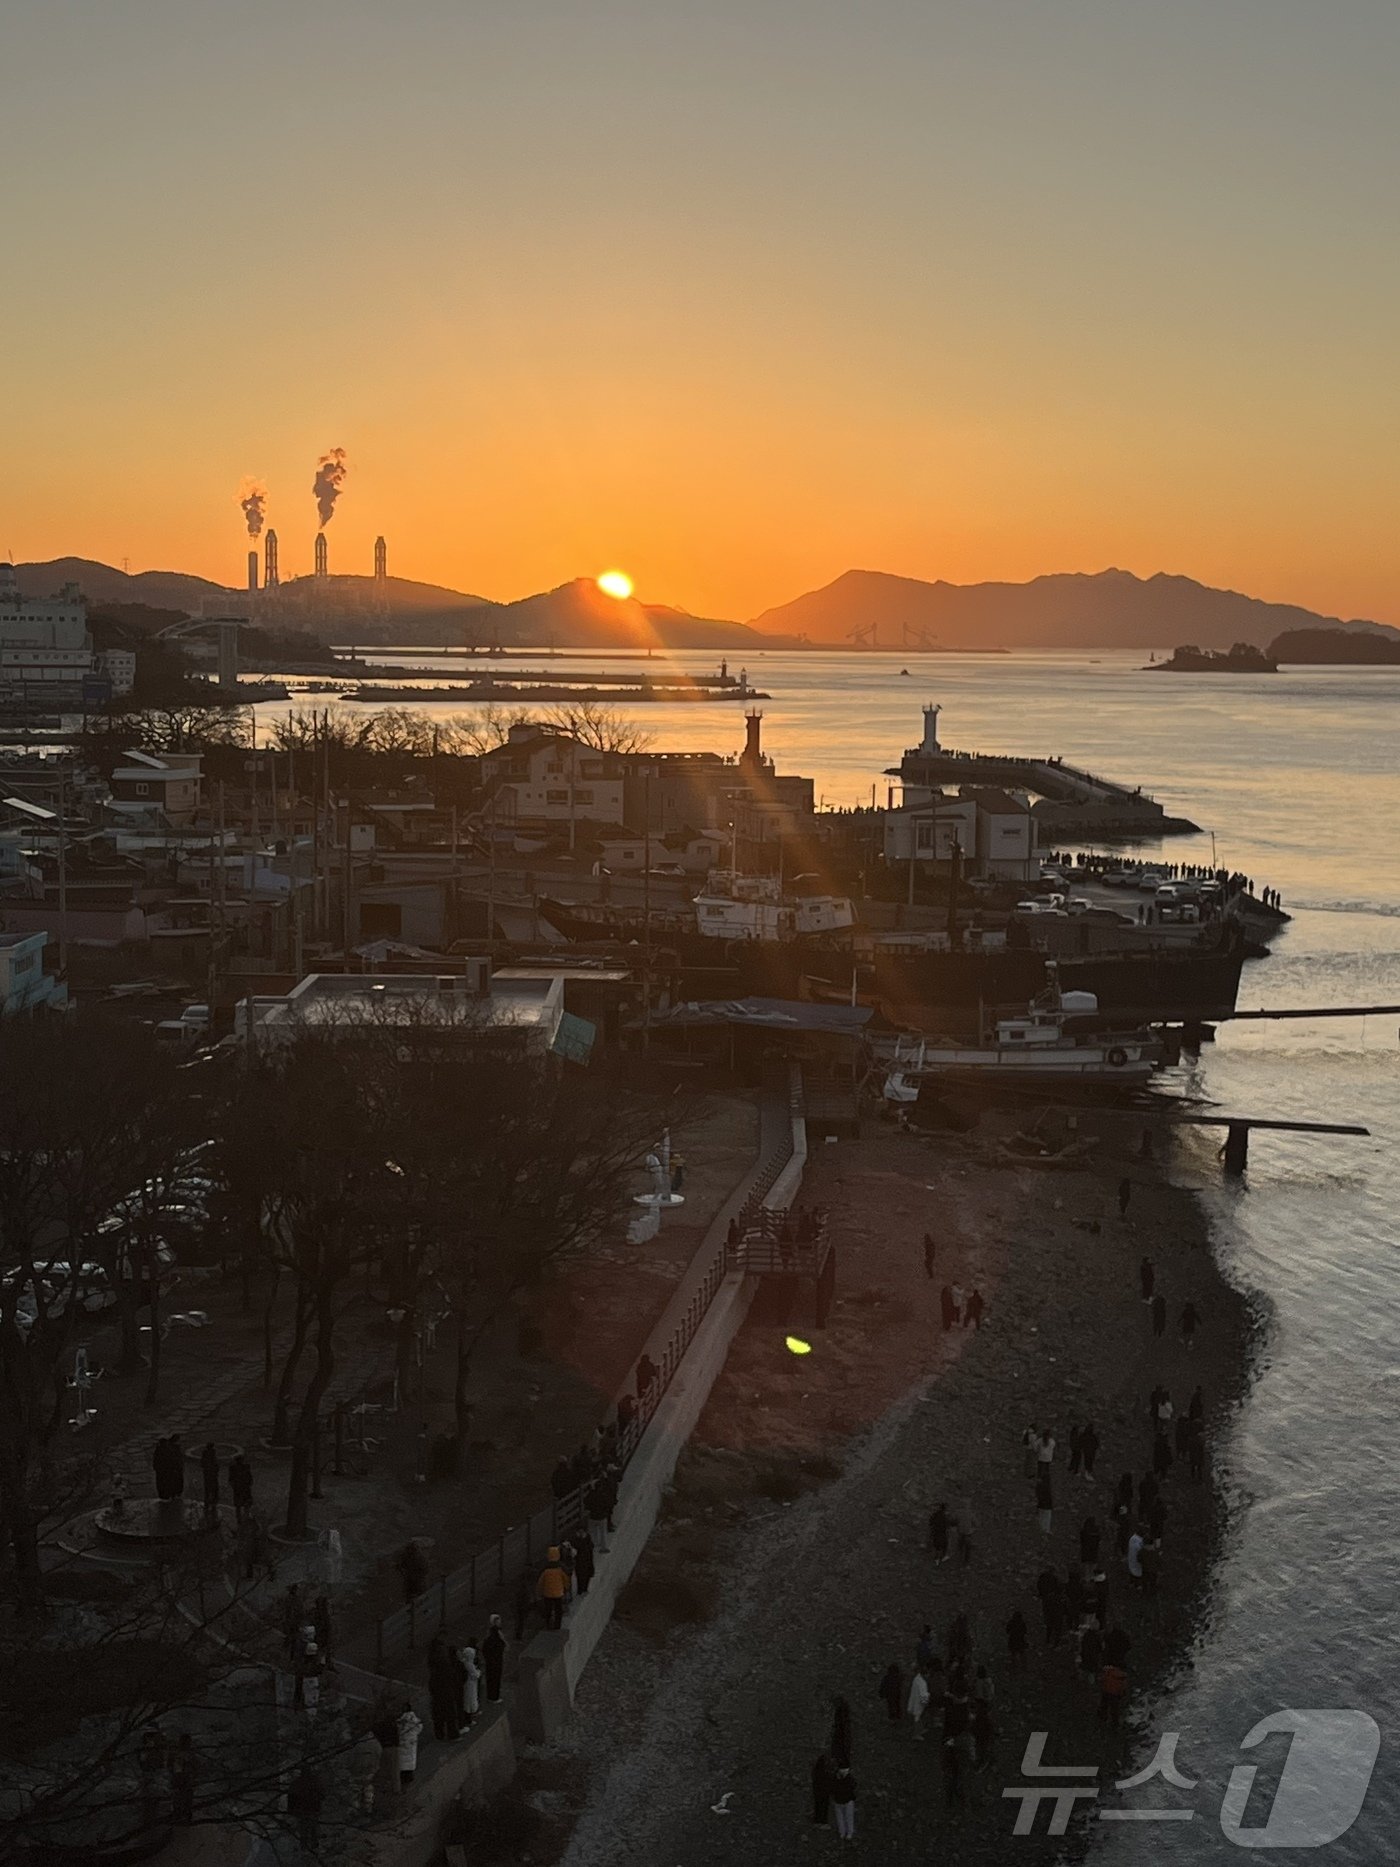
[372,1115,787,1669]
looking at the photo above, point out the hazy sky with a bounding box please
[6,1,1400,621]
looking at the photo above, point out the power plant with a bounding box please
[233,457,389,623]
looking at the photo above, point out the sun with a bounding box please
[596,569,634,600]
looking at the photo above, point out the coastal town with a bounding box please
[0,555,1323,1867]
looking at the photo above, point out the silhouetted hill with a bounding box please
[750,567,1400,652]
[474,579,775,651]
[1269,627,1400,665]
[14,558,232,612]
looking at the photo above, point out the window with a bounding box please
[915,821,936,852]
[546,789,568,805]
[135,782,150,796]
[575,788,593,804]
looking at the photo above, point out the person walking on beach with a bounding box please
[1151,1293,1167,1339]
[907,1665,931,1723]
[1117,1178,1132,1219]
[1080,1421,1100,1479]
[923,1233,937,1278]
[829,1766,857,1840]
[1006,1608,1028,1672]
[1181,1300,1200,1348]
[1036,1470,1054,1535]
[965,1288,986,1330]
[879,1661,904,1721]
[1139,1257,1155,1304]
[950,1283,965,1327]
[940,1284,956,1332]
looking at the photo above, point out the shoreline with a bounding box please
[525,1110,1256,1866]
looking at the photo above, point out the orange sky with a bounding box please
[6,3,1400,626]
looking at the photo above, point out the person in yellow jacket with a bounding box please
[537,1547,569,1631]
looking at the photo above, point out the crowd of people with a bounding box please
[807,1213,1208,1841]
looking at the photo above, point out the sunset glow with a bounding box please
[596,570,634,601]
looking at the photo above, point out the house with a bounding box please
[882,787,1037,882]
[479,727,627,830]
[882,795,978,865]
[0,931,68,1014]
[108,750,204,826]
[960,786,1038,883]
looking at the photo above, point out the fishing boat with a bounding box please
[692,870,855,943]
[881,976,1161,1097]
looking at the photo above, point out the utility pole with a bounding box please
[642,770,652,1042]
[56,766,68,976]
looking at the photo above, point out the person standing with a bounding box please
[1022,1427,1039,1480]
[573,1526,596,1597]
[1117,1178,1132,1218]
[940,1284,956,1332]
[585,1476,610,1553]
[1126,1532,1144,1586]
[1036,1470,1054,1536]
[965,1288,985,1330]
[460,1640,482,1726]
[482,1615,506,1702]
[829,1766,857,1840]
[1080,1421,1100,1479]
[1139,1257,1155,1303]
[1151,1293,1167,1339]
[1181,1300,1199,1348]
[1098,1664,1128,1728]
[1068,1424,1083,1476]
[1079,1515,1102,1566]
[1037,1427,1056,1472]
[878,1661,904,1722]
[228,1453,253,1525]
[907,1666,930,1723]
[199,1443,220,1528]
[536,1547,569,1631]
[950,1283,965,1327]
[428,1636,459,1741]
[396,1707,423,1788]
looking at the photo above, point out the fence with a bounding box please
[372,1086,796,1669]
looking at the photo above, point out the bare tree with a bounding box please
[544,700,652,753]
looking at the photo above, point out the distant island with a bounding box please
[1148,642,1278,673]
[1268,627,1400,666]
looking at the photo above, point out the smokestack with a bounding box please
[312,449,348,527]
[374,535,386,583]
[247,550,259,593]
[238,477,267,538]
[264,529,279,589]
[314,532,328,579]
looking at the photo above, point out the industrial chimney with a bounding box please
[264,529,279,589]
[246,550,259,593]
[314,532,328,580]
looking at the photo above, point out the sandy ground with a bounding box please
[529,1110,1253,1867]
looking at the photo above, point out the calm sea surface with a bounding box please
[286,649,1400,1857]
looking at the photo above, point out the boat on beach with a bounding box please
[881,977,1161,1097]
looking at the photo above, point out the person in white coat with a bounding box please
[396,1707,423,1787]
[457,1642,482,1726]
[906,1668,930,1724]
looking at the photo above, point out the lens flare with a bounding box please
[597,569,634,600]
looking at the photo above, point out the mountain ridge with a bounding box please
[749,566,1400,651]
